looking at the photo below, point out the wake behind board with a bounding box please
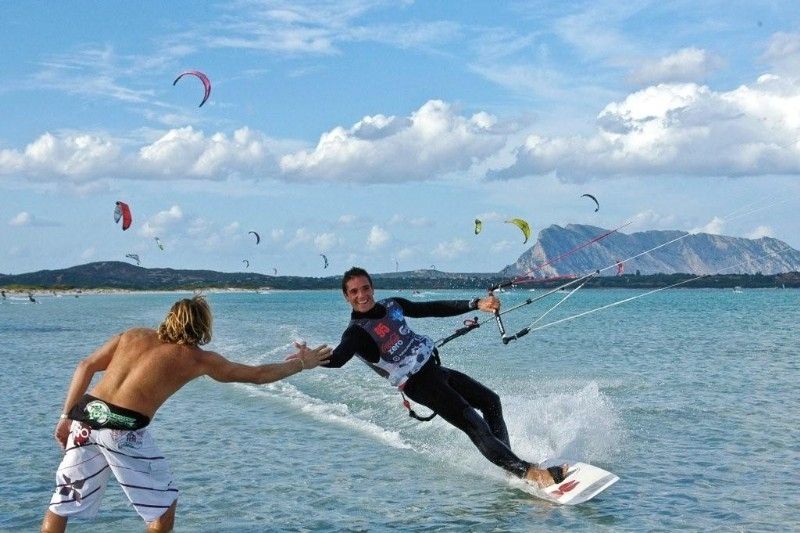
[510,461,618,505]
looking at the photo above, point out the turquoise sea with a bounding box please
[1,287,798,532]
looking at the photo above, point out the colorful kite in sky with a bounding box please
[505,218,531,244]
[173,70,211,107]
[114,201,132,231]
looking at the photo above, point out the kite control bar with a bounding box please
[494,270,600,344]
[434,271,599,348]
[492,309,531,345]
[490,271,599,345]
[493,310,529,344]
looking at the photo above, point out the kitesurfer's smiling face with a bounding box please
[344,275,375,313]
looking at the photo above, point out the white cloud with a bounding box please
[0,132,120,182]
[476,211,505,222]
[338,214,357,225]
[366,225,390,250]
[223,222,240,236]
[490,240,515,253]
[628,210,678,231]
[8,210,59,227]
[80,247,96,260]
[9,212,32,226]
[762,32,800,76]
[139,205,183,238]
[388,214,433,227]
[629,47,722,85]
[148,216,258,254]
[287,228,313,247]
[279,100,509,182]
[431,238,469,259]
[408,216,433,228]
[32,45,159,105]
[491,74,800,181]
[271,228,285,241]
[396,247,415,261]
[0,127,278,184]
[314,232,338,252]
[691,216,725,235]
[746,225,773,239]
[197,233,223,251]
[138,127,274,179]
[186,217,211,236]
[6,67,800,192]
[208,3,458,57]
[0,102,508,186]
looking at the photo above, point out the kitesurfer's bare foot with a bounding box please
[524,464,569,488]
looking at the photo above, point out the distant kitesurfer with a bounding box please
[41,296,330,533]
[314,267,567,489]
[28,292,37,303]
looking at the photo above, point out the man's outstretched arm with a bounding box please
[203,344,330,384]
[396,294,500,318]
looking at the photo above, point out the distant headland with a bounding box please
[1,261,798,292]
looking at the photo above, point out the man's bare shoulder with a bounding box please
[120,327,158,339]
[157,339,220,363]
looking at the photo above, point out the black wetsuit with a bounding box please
[327,297,532,478]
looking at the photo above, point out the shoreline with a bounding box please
[1,285,793,302]
[0,287,281,299]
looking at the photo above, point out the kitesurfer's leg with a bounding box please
[443,368,511,447]
[405,365,569,488]
[403,367,531,478]
[524,464,569,488]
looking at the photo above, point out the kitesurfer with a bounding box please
[41,296,330,533]
[315,267,567,489]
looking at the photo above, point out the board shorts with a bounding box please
[48,421,178,523]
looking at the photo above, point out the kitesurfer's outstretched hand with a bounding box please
[285,341,331,370]
[477,293,501,313]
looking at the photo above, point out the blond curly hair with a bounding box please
[157,295,212,346]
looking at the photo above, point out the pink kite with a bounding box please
[173,70,211,107]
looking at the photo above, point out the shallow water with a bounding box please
[1,288,798,531]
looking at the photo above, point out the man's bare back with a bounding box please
[89,328,212,419]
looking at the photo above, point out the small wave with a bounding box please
[403,380,626,485]
[503,381,625,464]
[230,367,622,487]
[409,291,439,298]
[233,382,414,451]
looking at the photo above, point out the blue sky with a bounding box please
[2,1,799,276]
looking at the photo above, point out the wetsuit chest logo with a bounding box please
[373,323,391,338]
[382,334,404,359]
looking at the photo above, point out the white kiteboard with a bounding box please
[510,461,618,505]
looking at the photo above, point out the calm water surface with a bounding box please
[1,288,798,531]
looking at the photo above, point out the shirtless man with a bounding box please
[41,295,330,533]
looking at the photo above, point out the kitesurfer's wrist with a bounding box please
[468,297,480,310]
[296,357,305,372]
[59,413,69,421]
